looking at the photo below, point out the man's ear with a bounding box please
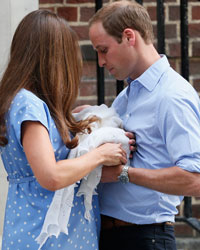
[123,28,136,46]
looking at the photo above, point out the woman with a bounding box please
[0,10,127,250]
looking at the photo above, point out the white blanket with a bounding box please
[36,104,130,249]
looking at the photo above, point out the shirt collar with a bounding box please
[127,55,170,92]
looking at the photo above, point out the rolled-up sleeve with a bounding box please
[158,89,200,173]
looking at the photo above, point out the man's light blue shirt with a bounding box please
[98,55,200,224]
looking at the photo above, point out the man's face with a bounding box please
[89,22,136,80]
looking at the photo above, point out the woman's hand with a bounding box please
[97,143,127,166]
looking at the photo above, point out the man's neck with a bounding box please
[129,43,160,80]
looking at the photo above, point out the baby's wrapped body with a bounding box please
[36,104,130,249]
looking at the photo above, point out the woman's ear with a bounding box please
[123,28,136,46]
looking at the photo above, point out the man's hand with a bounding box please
[101,165,123,183]
[72,105,91,113]
[125,132,136,159]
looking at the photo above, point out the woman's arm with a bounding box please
[22,121,127,191]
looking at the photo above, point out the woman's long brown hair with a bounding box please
[0,10,95,148]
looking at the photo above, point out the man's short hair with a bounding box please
[89,0,154,44]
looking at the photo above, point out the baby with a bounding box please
[36,104,130,249]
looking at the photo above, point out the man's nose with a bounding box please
[98,54,106,67]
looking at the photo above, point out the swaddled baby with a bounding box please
[36,104,130,249]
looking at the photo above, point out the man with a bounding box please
[89,1,200,250]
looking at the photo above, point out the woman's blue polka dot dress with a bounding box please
[1,89,100,250]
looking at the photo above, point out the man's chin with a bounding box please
[108,70,124,81]
[113,73,125,81]
[115,75,124,81]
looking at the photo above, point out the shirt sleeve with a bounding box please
[8,90,51,147]
[157,90,200,173]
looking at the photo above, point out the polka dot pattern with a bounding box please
[1,89,100,249]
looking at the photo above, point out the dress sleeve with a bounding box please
[8,90,51,147]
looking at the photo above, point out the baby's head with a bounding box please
[74,104,123,131]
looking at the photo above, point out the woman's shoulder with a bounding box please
[13,88,43,105]
[9,88,49,120]
[8,89,51,132]
[10,88,47,113]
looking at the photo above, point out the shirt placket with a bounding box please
[123,82,140,126]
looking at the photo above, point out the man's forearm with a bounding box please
[129,166,200,196]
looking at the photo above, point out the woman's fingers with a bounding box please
[100,143,127,166]
[115,144,127,165]
[119,143,127,155]
[121,155,127,165]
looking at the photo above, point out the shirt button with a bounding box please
[126,114,129,118]
[152,239,155,243]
